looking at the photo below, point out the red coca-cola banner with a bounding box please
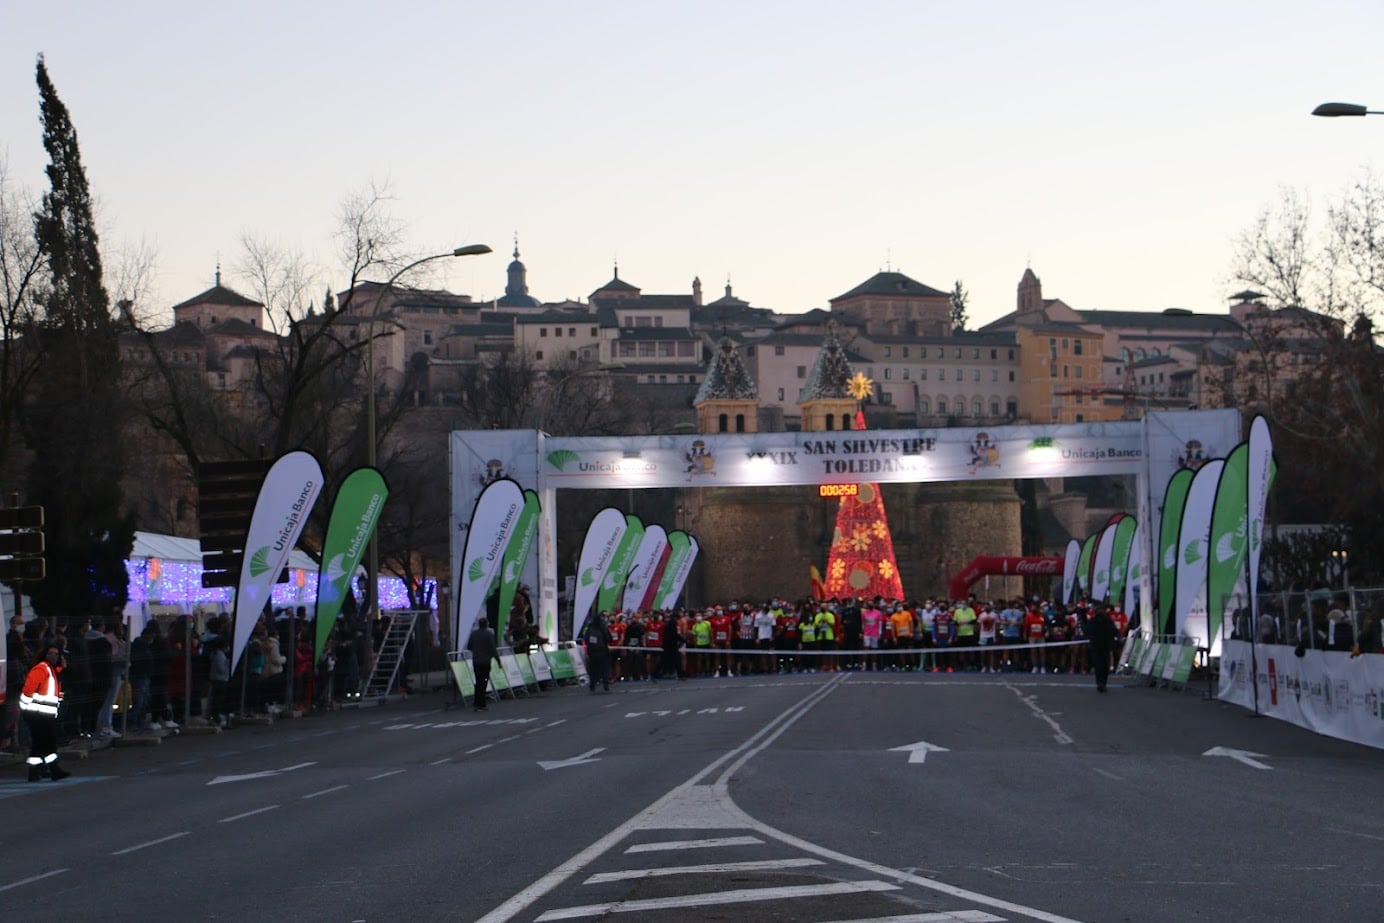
[948,555,1064,601]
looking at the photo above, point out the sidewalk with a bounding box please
[1,671,462,772]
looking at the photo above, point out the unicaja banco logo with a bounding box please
[325,553,349,582]
[249,546,274,578]
[546,450,579,471]
[467,558,486,582]
[581,567,597,587]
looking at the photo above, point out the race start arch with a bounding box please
[449,410,1240,646]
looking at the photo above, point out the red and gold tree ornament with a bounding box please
[823,373,904,600]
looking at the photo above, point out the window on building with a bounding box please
[825,415,835,431]
[658,374,668,382]
[902,346,910,358]
[540,327,548,337]
[919,347,928,358]
[938,399,948,414]
[1008,349,1015,360]
[536,350,544,360]
[991,369,999,382]
[718,413,729,432]
[678,341,694,356]
[972,348,980,359]
[939,369,946,381]
[902,368,910,380]
[919,368,928,380]
[639,342,655,357]
[1007,400,1017,417]
[796,365,806,379]
[735,414,746,433]
[1063,365,1069,378]
[1074,339,1083,355]
[658,342,674,357]
[919,399,930,414]
[884,367,892,379]
[591,327,597,336]
[1075,366,1083,379]
[954,347,962,359]
[883,346,892,358]
[990,349,997,360]
[1062,338,1069,351]
[777,387,785,401]
[990,401,1000,416]
[217,372,226,389]
[555,327,563,337]
[1120,347,1130,362]
[1050,363,1058,377]
[972,369,980,381]
[569,350,577,360]
[973,400,983,416]
[1135,347,1147,360]
[775,345,785,356]
[568,328,576,337]
[1151,347,1160,356]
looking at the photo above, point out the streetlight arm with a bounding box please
[1312,102,1384,117]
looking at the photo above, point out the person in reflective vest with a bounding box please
[20,642,71,782]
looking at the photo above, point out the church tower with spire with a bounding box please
[797,322,859,432]
[694,336,759,433]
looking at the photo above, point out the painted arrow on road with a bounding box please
[889,741,950,764]
[207,761,318,786]
[1203,747,1272,770]
[538,748,605,771]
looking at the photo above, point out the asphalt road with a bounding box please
[1,669,1380,922]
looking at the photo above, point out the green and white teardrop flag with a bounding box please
[657,534,699,611]
[1123,521,1144,618]
[1090,514,1124,603]
[596,515,644,616]
[1206,444,1249,648]
[623,524,669,613]
[1158,467,1195,635]
[1076,533,1098,599]
[455,478,525,647]
[652,530,692,611]
[233,450,323,673]
[571,507,629,639]
[313,466,388,661]
[1246,416,1274,625]
[1106,514,1138,606]
[1061,539,1081,605]
[1174,458,1225,645]
[495,489,540,640]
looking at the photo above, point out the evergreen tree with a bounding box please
[949,280,969,332]
[26,56,133,622]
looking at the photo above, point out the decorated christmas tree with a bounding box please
[823,374,905,601]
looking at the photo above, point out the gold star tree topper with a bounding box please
[847,372,874,401]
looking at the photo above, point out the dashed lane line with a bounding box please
[0,869,68,893]
[302,784,349,800]
[219,805,280,824]
[367,769,407,780]
[111,832,189,856]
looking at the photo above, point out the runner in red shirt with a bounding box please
[709,608,734,677]
[776,608,800,673]
[642,613,663,680]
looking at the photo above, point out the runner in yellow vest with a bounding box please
[814,607,837,671]
[800,613,817,671]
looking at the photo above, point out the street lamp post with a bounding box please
[363,244,490,618]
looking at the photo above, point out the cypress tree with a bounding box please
[26,55,133,622]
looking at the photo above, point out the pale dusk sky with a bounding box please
[3,1,1382,327]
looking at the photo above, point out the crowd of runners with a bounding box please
[586,596,1133,681]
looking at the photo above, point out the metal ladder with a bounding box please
[361,610,419,700]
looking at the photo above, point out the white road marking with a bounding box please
[538,748,606,771]
[368,769,407,780]
[1093,768,1123,781]
[625,835,763,853]
[585,857,823,882]
[431,757,453,765]
[820,913,1004,923]
[466,744,494,754]
[1203,746,1272,770]
[302,784,349,799]
[111,832,189,856]
[1005,684,1074,745]
[535,881,900,920]
[890,741,950,764]
[0,868,68,893]
[219,805,280,823]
